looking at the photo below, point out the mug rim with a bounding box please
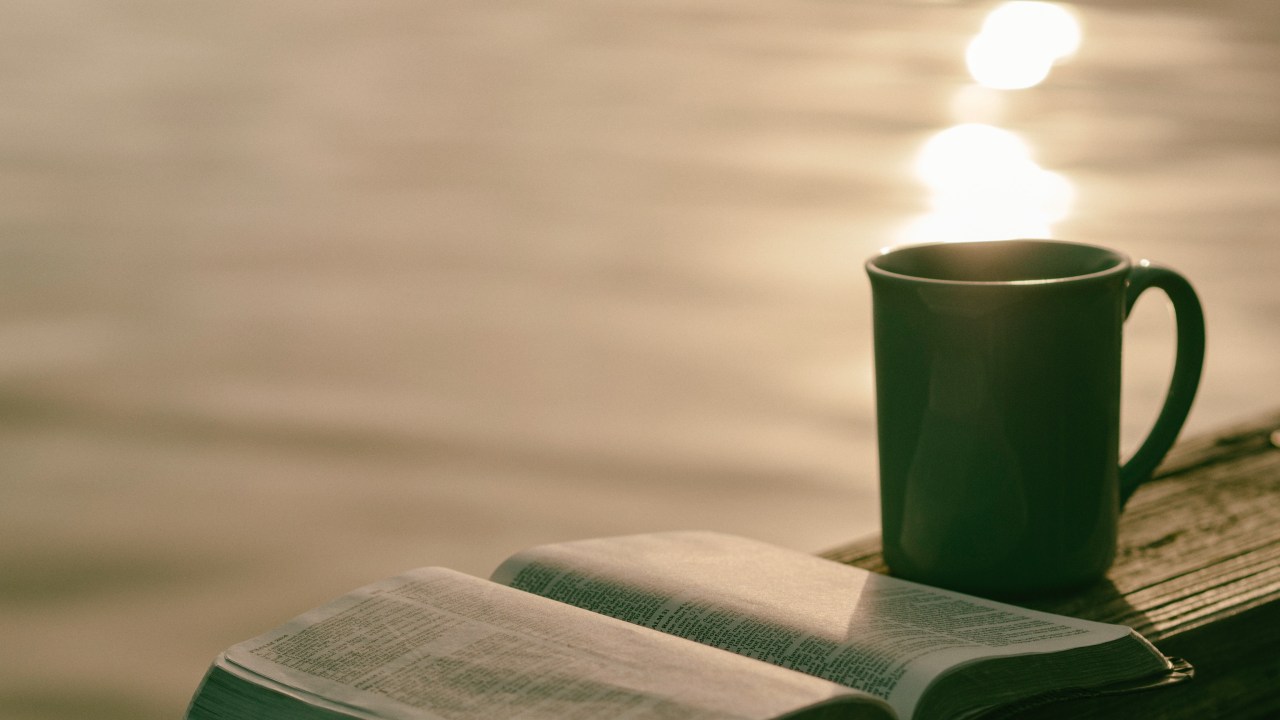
[866,239,1130,286]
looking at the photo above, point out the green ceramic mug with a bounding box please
[866,240,1204,596]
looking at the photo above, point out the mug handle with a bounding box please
[1118,261,1206,507]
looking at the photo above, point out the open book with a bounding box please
[186,532,1189,720]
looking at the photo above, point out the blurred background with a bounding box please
[1,1,1277,718]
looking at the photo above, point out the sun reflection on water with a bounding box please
[898,2,1081,245]
[901,124,1074,244]
[967,1,1081,90]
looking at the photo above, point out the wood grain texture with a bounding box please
[821,409,1280,719]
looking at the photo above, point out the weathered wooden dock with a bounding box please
[823,409,1280,719]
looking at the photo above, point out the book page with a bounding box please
[491,532,1151,720]
[223,567,894,720]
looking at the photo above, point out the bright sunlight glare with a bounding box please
[914,124,1033,189]
[899,123,1075,244]
[966,2,1082,90]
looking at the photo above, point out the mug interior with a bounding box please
[870,240,1127,283]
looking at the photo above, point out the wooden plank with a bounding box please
[821,409,1280,719]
